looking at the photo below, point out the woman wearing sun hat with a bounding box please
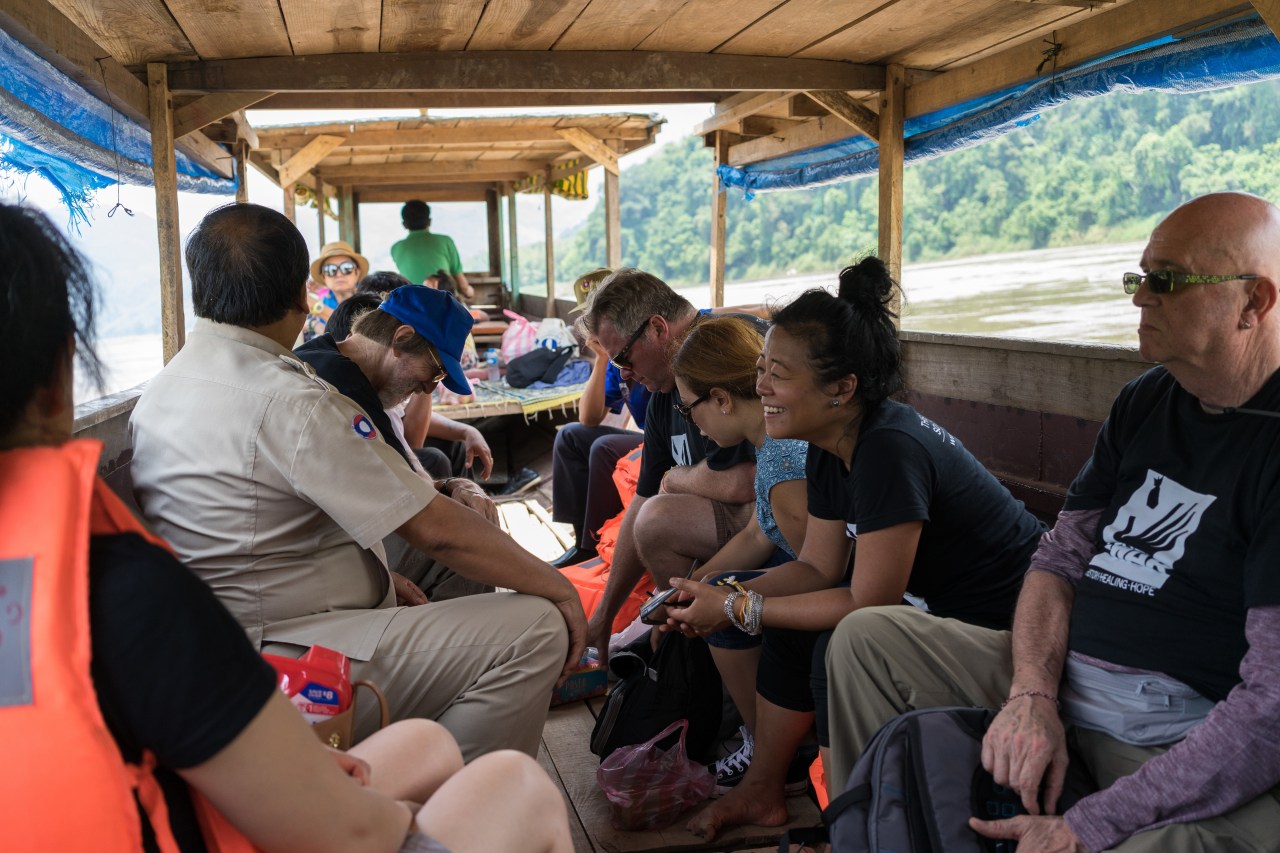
[304,240,370,341]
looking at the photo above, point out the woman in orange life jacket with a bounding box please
[0,202,573,853]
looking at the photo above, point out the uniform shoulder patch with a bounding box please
[352,414,378,440]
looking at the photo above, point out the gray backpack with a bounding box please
[782,707,1024,852]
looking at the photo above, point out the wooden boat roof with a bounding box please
[249,113,662,203]
[6,0,1263,187]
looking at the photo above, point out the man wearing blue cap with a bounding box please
[131,204,585,762]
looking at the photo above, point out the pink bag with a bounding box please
[596,719,715,830]
[500,309,538,364]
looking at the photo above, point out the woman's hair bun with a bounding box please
[836,256,895,312]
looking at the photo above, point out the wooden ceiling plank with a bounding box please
[637,0,789,51]
[254,125,652,148]
[555,0,703,50]
[254,91,728,109]
[715,0,886,57]
[278,134,348,187]
[165,0,291,59]
[555,127,620,175]
[173,92,271,139]
[278,0,379,55]
[691,91,802,136]
[319,159,553,180]
[805,90,879,140]
[165,51,884,94]
[380,0,486,52]
[467,0,592,50]
[44,0,194,64]
[908,0,1246,118]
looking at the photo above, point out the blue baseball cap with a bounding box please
[377,285,474,395]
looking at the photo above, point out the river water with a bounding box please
[76,240,1146,404]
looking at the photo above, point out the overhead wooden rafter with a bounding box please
[692,91,804,137]
[161,51,884,95]
[555,127,618,175]
[277,134,346,187]
[1252,0,1280,38]
[804,90,880,141]
[173,92,271,139]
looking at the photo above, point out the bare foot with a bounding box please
[686,779,789,841]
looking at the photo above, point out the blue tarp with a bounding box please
[719,17,1280,197]
[0,27,234,223]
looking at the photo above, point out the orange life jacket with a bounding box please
[0,439,258,852]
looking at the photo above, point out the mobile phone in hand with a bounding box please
[639,587,683,624]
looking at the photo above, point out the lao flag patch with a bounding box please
[352,414,377,440]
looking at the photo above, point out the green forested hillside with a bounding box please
[528,79,1280,288]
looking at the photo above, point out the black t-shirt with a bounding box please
[1065,366,1280,701]
[293,335,410,466]
[807,400,1044,629]
[90,533,278,852]
[636,313,767,498]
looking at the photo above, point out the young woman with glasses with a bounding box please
[668,257,1047,842]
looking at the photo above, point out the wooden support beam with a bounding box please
[351,193,363,253]
[604,140,621,270]
[0,0,232,178]
[278,135,347,188]
[1253,0,1280,39]
[233,140,249,204]
[147,63,184,363]
[508,184,521,298]
[486,188,502,277]
[692,91,800,137]
[282,183,296,224]
[173,91,270,139]
[804,91,879,142]
[255,125,652,150]
[878,64,906,311]
[544,167,556,319]
[317,180,327,245]
[164,52,885,95]
[356,185,493,203]
[728,114,854,167]
[555,128,619,176]
[338,185,355,245]
[318,160,550,183]
[709,131,730,309]
[254,90,729,110]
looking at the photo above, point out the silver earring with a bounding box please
[831,398,841,407]
[1240,319,1253,329]
[721,409,727,415]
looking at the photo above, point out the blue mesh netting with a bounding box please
[719,17,1280,197]
[0,28,234,223]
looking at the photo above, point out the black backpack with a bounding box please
[589,632,723,764]
[781,707,1026,853]
[505,345,573,388]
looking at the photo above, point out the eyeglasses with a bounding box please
[674,391,710,421]
[321,261,359,278]
[425,346,447,385]
[609,316,652,370]
[1122,271,1260,295]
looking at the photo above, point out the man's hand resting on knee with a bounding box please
[981,692,1069,815]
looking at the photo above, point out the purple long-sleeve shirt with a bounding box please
[1027,508,1280,851]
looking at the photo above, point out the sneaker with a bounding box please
[709,726,754,796]
[498,466,542,495]
[709,729,817,797]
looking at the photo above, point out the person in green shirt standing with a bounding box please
[391,200,476,301]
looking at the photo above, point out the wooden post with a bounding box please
[508,183,520,300]
[316,181,327,245]
[604,139,622,269]
[338,184,355,245]
[147,63,185,363]
[486,186,502,276]
[351,192,362,253]
[709,130,729,308]
[878,63,906,319]
[543,166,556,318]
[233,140,249,204]
[282,183,296,223]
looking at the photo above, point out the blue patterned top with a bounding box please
[756,436,808,558]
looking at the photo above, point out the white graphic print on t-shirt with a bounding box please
[671,433,692,466]
[1088,469,1215,593]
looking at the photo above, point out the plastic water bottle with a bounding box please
[486,348,500,381]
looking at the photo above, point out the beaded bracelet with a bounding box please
[746,590,764,636]
[1000,689,1060,711]
[723,591,744,630]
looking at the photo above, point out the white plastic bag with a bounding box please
[535,317,577,352]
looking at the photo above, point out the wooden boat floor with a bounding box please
[539,700,822,853]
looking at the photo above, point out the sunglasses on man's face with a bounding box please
[674,391,710,421]
[321,261,359,278]
[1122,271,1260,295]
[425,347,448,385]
[609,317,652,370]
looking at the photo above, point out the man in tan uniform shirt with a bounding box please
[130,203,586,760]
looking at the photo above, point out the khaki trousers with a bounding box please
[825,606,1280,852]
[265,592,566,762]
